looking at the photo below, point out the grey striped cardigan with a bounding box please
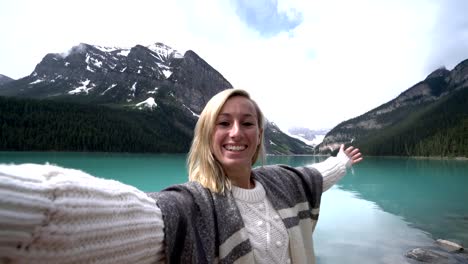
[148,165,323,264]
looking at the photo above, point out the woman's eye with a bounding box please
[218,121,230,126]
[243,122,254,126]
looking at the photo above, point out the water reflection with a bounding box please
[315,188,434,264]
[337,157,468,246]
[262,155,468,263]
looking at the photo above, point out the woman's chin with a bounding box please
[220,158,251,171]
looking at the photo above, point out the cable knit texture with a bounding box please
[0,163,164,264]
[232,181,290,264]
[231,151,350,264]
[310,150,351,192]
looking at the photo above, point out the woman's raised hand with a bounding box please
[341,144,363,165]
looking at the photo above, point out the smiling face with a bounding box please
[211,96,262,175]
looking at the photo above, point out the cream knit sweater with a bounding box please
[0,163,165,264]
[232,151,351,264]
[0,152,350,263]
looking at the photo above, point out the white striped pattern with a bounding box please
[219,227,249,259]
[277,201,310,219]
[0,163,165,264]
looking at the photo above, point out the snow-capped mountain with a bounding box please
[0,42,231,114]
[287,127,329,146]
[0,42,315,154]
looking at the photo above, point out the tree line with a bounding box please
[355,87,468,157]
[0,96,195,153]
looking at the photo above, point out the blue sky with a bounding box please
[233,0,303,37]
[1,0,468,131]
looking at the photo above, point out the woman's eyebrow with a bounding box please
[218,113,256,117]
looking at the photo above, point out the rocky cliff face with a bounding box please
[0,43,231,112]
[317,59,468,154]
[169,50,232,114]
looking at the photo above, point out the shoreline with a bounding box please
[266,153,468,160]
[363,155,468,161]
[1,150,467,160]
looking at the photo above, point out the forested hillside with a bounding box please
[318,59,468,158]
[354,87,468,157]
[0,96,196,153]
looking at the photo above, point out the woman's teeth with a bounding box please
[224,145,246,151]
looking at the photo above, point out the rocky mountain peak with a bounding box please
[425,67,450,80]
[448,58,468,88]
[147,42,183,62]
[0,41,233,116]
[169,50,232,113]
[0,42,224,106]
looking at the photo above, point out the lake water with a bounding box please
[1,152,467,264]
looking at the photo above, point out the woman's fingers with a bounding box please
[352,156,363,164]
[344,146,363,164]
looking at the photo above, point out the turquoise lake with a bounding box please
[1,152,467,264]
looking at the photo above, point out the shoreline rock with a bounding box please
[406,239,467,264]
[437,239,464,253]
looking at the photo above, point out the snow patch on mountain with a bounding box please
[136,97,157,109]
[162,69,173,79]
[95,46,120,53]
[29,79,44,85]
[147,42,183,61]
[287,127,329,146]
[287,133,325,146]
[101,84,117,95]
[147,87,159,94]
[117,49,130,57]
[68,79,95,94]
[130,82,137,97]
[183,104,200,117]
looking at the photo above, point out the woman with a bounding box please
[0,89,362,263]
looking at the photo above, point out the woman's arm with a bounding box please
[308,145,363,192]
[0,163,165,263]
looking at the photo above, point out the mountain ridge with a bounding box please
[0,74,14,85]
[317,59,468,157]
[0,42,313,155]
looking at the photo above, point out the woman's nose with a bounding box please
[229,122,241,138]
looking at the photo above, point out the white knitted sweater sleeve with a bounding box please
[0,163,165,264]
[308,148,352,192]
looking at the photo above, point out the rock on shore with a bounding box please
[406,239,468,264]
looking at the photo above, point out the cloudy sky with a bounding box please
[1,0,468,131]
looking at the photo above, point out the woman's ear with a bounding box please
[258,128,263,145]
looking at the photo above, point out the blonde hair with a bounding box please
[187,89,265,193]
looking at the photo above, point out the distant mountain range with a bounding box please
[287,127,329,147]
[317,61,468,157]
[0,42,313,154]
